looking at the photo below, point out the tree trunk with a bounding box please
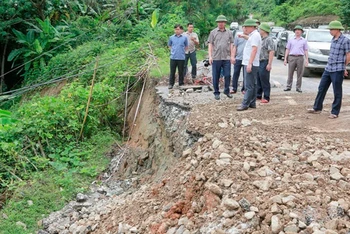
[0,37,8,94]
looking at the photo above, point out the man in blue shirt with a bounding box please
[168,24,188,89]
[308,21,350,119]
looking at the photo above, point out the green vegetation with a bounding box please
[0,0,349,233]
[271,0,341,25]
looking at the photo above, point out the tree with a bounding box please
[340,0,350,28]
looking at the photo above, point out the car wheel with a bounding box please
[276,47,282,60]
[303,67,311,77]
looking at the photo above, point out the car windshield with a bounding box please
[307,31,332,42]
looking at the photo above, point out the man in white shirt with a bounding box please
[184,23,199,80]
[237,19,262,111]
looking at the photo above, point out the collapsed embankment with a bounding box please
[38,78,202,233]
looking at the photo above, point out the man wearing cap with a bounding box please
[308,21,350,119]
[257,23,274,103]
[208,15,235,100]
[168,24,188,89]
[231,26,248,94]
[283,25,308,93]
[237,19,262,111]
[184,23,199,80]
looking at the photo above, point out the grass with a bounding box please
[0,132,116,234]
[149,47,208,79]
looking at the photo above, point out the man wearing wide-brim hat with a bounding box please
[308,20,350,119]
[208,15,235,100]
[283,25,309,93]
[237,19,262,111]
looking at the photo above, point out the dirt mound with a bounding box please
[288,15,339,28]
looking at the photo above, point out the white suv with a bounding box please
[304,29,350,78]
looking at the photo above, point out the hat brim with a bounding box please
[243,24,257,27]
[216,20,227,22]
[293,28,304,32]
[328,27,344,30]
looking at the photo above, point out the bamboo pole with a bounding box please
[79,57,99,141]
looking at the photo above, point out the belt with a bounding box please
[260,59,268,61]
[289,55,304,57]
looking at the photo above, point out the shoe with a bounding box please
[284,88,291,91]
[230,90,237,94]
[168,85,173,89]
[307,109,321,114]
[257,97,262,100]
[237,106,249,111]
[225,93,233,98]
[329,114,338,119]
[296,89,302,93]
[249,105,256,109]
[215,95,220,100]
[242,90,246,94]
[261,99,269,104]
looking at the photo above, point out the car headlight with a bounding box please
[309,47,322,54]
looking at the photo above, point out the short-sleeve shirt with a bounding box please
[184,31,199,54]
[168,34,188,60]
[260,36,274,60]
[286,37,308,55]
[325,34,350,72]
[234,33,247,60]
[242,30,262,66]
[208,28,234,60]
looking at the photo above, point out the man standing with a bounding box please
[308,21,350,119]
[168,24,188,89]
[184,23,199,80]
[257,23,274,103]
[208,15,234,100]
[237,19,261,111]
[231,26,247,94]
[283,25,308,93]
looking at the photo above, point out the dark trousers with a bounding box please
[232,59,246,92]
[257,60,271,101]
[241,65,259,107]
[184,51,197,78]
[313,70,344,116]
[169,59,185,86]
[212,60,231,95]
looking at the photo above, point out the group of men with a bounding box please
[168,16,350,118]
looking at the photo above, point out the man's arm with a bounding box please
[208,43,213,64]
[232,45,237,64]
[247,46,257,73]
[284,49,290,66]
[304,50,309,66]
[193,34,200,45]
[345,52,350,77]
[230,43,235,64]
[267,50,274,71]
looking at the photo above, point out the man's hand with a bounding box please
[231,56,236,64]
[246,64,252,73]
[209,57,213,65]
[305,60,309,67]
[284,59,287,66]
[345,70,349,77]
[266,64,272,71]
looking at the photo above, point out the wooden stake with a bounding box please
[79,57,99,141]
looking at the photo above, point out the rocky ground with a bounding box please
[38,76,350,234]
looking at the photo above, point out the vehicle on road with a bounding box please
[272,31,284,56]
[230,22,239,30]
[275,31,295,60]
[303,29,350,78]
